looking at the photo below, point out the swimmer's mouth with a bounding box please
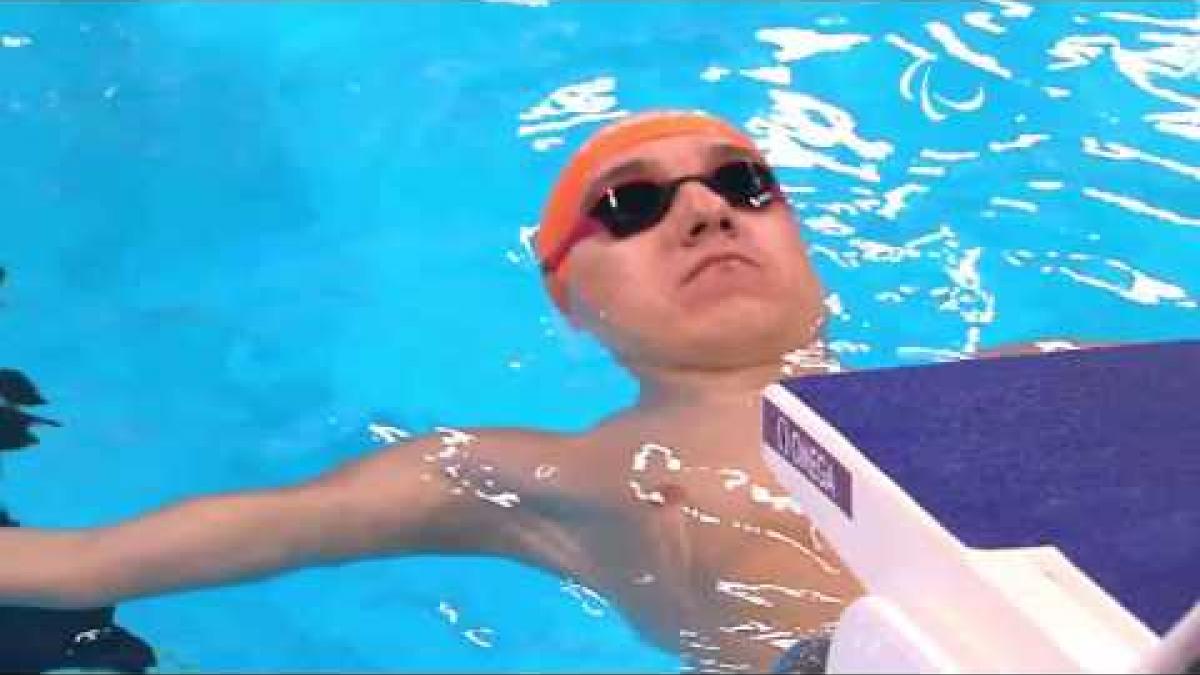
[682,253,758,285]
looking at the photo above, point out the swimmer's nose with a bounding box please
[673,181,738,248]
[682,216,737,247]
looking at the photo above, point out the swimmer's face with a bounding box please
[564,134,826,371]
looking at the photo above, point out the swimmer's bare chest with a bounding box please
[533,433,863,670]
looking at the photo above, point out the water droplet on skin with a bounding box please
[632,442,683,472]
[435,427,477,446]
[719,469,750,491]
[473,489,520,508]
[369,423,413,444]
[628,480,666,505]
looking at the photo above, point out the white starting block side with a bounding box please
[762,385,1161,674]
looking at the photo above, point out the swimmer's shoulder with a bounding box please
[441,426,584,461]
[456,426,634,504]
[386,426,594,481]
[459,426,598,477]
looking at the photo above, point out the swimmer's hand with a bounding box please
[0,430,561,609]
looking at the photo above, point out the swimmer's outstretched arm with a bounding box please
[0,430,565,610]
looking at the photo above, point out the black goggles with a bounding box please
[587,160,781,238]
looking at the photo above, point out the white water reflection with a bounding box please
[715,580,842,611]
[518,76,628,151]
[1048,26,1200,141]
[1082,137,1200,180]
[925,21,1014,79]
[748,90,893,182]
[1047,253,1193,306]
[755,27,871,63]
[0,34,32,48]
[438,600,499,649]
[989,133,1051,152]
[1082,187,1200,227]
[561,579,610,618]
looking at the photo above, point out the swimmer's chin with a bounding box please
[672,283,777,318]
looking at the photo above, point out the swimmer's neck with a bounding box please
[629,351,833,419]
[634,362,782,415]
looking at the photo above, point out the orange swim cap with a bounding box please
[535,110,764,314]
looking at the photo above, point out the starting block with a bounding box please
[762,341,1199,673]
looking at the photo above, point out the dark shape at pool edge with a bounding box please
[0,269,61,454]
[0,368,60,454]
[1,266,158,673]
[0,370,49,407]
[0,406,60,452]
[0,511,158,674]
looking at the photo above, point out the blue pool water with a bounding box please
[1,1,1197,671]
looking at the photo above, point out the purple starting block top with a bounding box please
[778,341,1200,635]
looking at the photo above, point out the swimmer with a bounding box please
[0,111,1096,673]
